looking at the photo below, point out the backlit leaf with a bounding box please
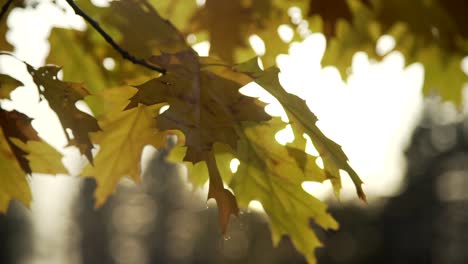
[81,87,170,206]
[0,109,67,212]
[9,138,68,175]
[127,50,271,233]
[236,63,366,201]
[231,118,338,264]
[0,74,23,99]
[27,65,100,163]
[130,51,270,162]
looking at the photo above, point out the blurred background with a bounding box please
[1,0,468,263]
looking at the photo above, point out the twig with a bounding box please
[0,0,14,23]
[64,0,166,74]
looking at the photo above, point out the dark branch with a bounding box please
[64,0,166,74]
[0,0,14,23]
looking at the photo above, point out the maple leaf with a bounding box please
[0,109,67,212]
[0,74,23,99]
[128,50,270,160]
[80,87,171,207]
[189,0,250,63]
[0,109,40,174]
[188,0,301,66]
[26,65,100,163]
[47,28,108,94]
[75,0,188,58]
[231,118,338,264]
[126,50,271,233]
[48,0,192,114]
[235,61,366,201]
[307,0,353,38]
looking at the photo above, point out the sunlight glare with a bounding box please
[186,34,197,44]
[159,105,170,114]
[90,0,111,7]
[461,56,468,75]
[102,57,115,70]
[302,181,331,200]
[248,200,265,212]
[192,41,210,56]
[376,35,396,56]
[278,24,294,43]
[276,33,423,201]
[315,157,324,169]
[75,100,93,115]
[275,124,294,145]
[249,34,266,56]
[239,82,277,103]
[229,158,240,173]
[303,134,319,156]
[288,6,302,25]
[196,0,206,7]
[264,103,288,122]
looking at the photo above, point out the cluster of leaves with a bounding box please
[0,0,466,262]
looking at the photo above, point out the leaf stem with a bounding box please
[63,0,167,74]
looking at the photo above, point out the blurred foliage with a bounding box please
[0,0,467,263]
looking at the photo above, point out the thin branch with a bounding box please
[0,0,14,23]
[64,0,166,74]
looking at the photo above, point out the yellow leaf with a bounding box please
[0,109,67,212]
[0,129,32,213]
[130,50,271,161]
[232,118,338,264]
[9,138,68,175]
[127,51,271,233]
[167,145,210,188]
[236,63,366,201]
[81,91,168,206]
[0,74,23,100]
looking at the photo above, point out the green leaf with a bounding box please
[76,0,189,58]
[0,74,23,99]
[128,50,271,233]
[128,50,271,162]
[81,87,170,206]
[231,118,338,264]
[168,142,236,188]
[236,63,366,201]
